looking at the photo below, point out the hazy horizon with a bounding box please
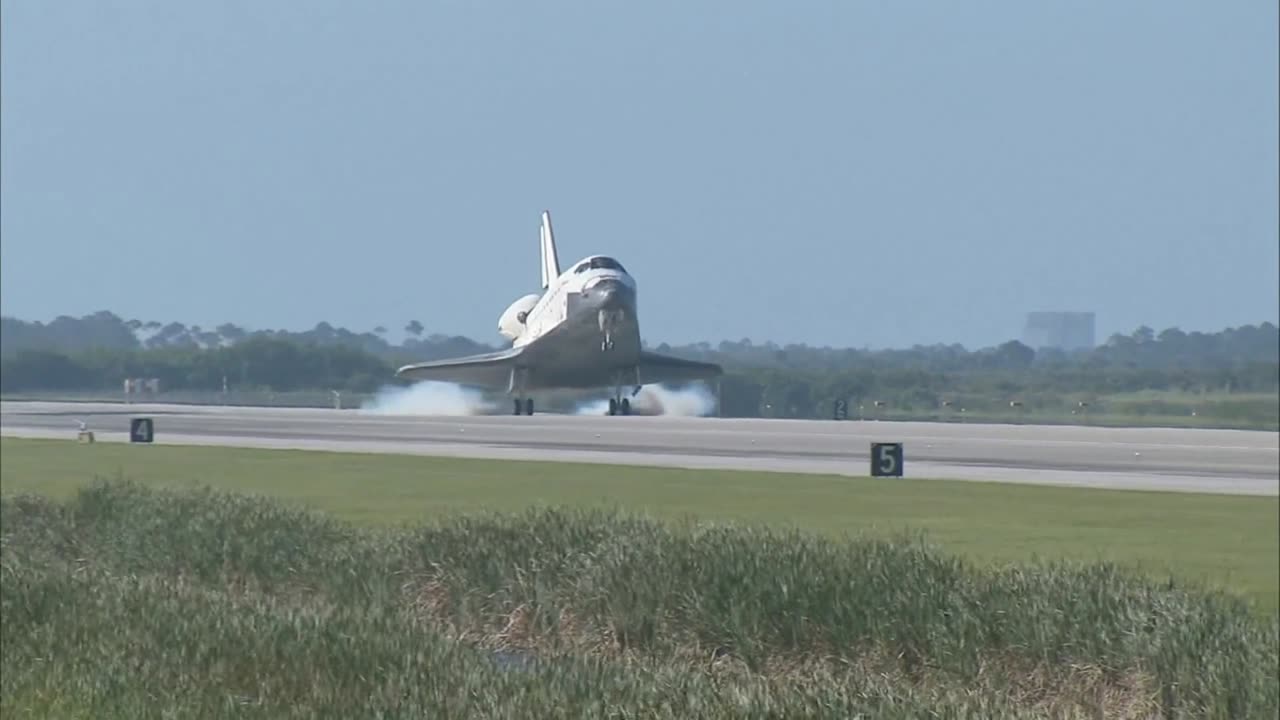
[3,1,1277,350]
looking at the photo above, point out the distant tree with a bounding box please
[311,322,338,342]
[0,350,93,390]
[148,322,191,349]
[216,323,247,343]
[719,374,764,417]
[405,320,424,338]
[989,340,1035,369]
[1106,333,1135,348]
[1132,325,1155,344]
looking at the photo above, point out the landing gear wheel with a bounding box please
[620,398,631,415]
[608,398,618,416]
[525,398,535,416]
[513,398,522,416]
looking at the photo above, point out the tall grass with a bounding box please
[3,479,1276,718]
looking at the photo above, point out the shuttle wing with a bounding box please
[636,351,723,386]
[395,347,524,389]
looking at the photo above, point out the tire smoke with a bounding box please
[359,381,496,416]
[574,383,717,416]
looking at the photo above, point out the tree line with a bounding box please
[2,312,1276,422]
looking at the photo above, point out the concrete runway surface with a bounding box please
[1,400,1276,496]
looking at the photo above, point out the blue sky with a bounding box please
[2,1,1276,349]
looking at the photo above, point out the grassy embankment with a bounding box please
[2,438,1277,717]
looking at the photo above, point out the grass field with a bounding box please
[3,437,1278,718]
[2,436,1276,612]
[3,479,1277,718]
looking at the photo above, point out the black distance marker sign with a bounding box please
[870,442,903,477]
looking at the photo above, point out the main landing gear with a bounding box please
[605,383,642,416]
[509,366,534,415]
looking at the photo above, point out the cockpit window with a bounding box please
[574,257,627,274]
[589,257,626,272]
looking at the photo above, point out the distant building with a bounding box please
[1022,312,1095,351]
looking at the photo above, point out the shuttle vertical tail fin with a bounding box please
[540,210,561,289]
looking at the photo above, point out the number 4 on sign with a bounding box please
[870,443,903,477]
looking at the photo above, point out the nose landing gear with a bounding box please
[598,309,624,352]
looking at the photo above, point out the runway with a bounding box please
[2,400,1276,496]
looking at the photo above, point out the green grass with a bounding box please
[2,436,1277,613]
[3,480,1278,718]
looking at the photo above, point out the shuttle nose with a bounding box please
[587,278,634,311]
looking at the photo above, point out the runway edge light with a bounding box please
[870,442,903,477]
[130,417,154,444]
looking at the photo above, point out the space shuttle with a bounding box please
[396,211,722,415]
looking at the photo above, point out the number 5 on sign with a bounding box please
[870,443,903,477]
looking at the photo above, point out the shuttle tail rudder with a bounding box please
[540,210,561,289]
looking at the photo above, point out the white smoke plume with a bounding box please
[575,383,717,417]
[359,381,496,416]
